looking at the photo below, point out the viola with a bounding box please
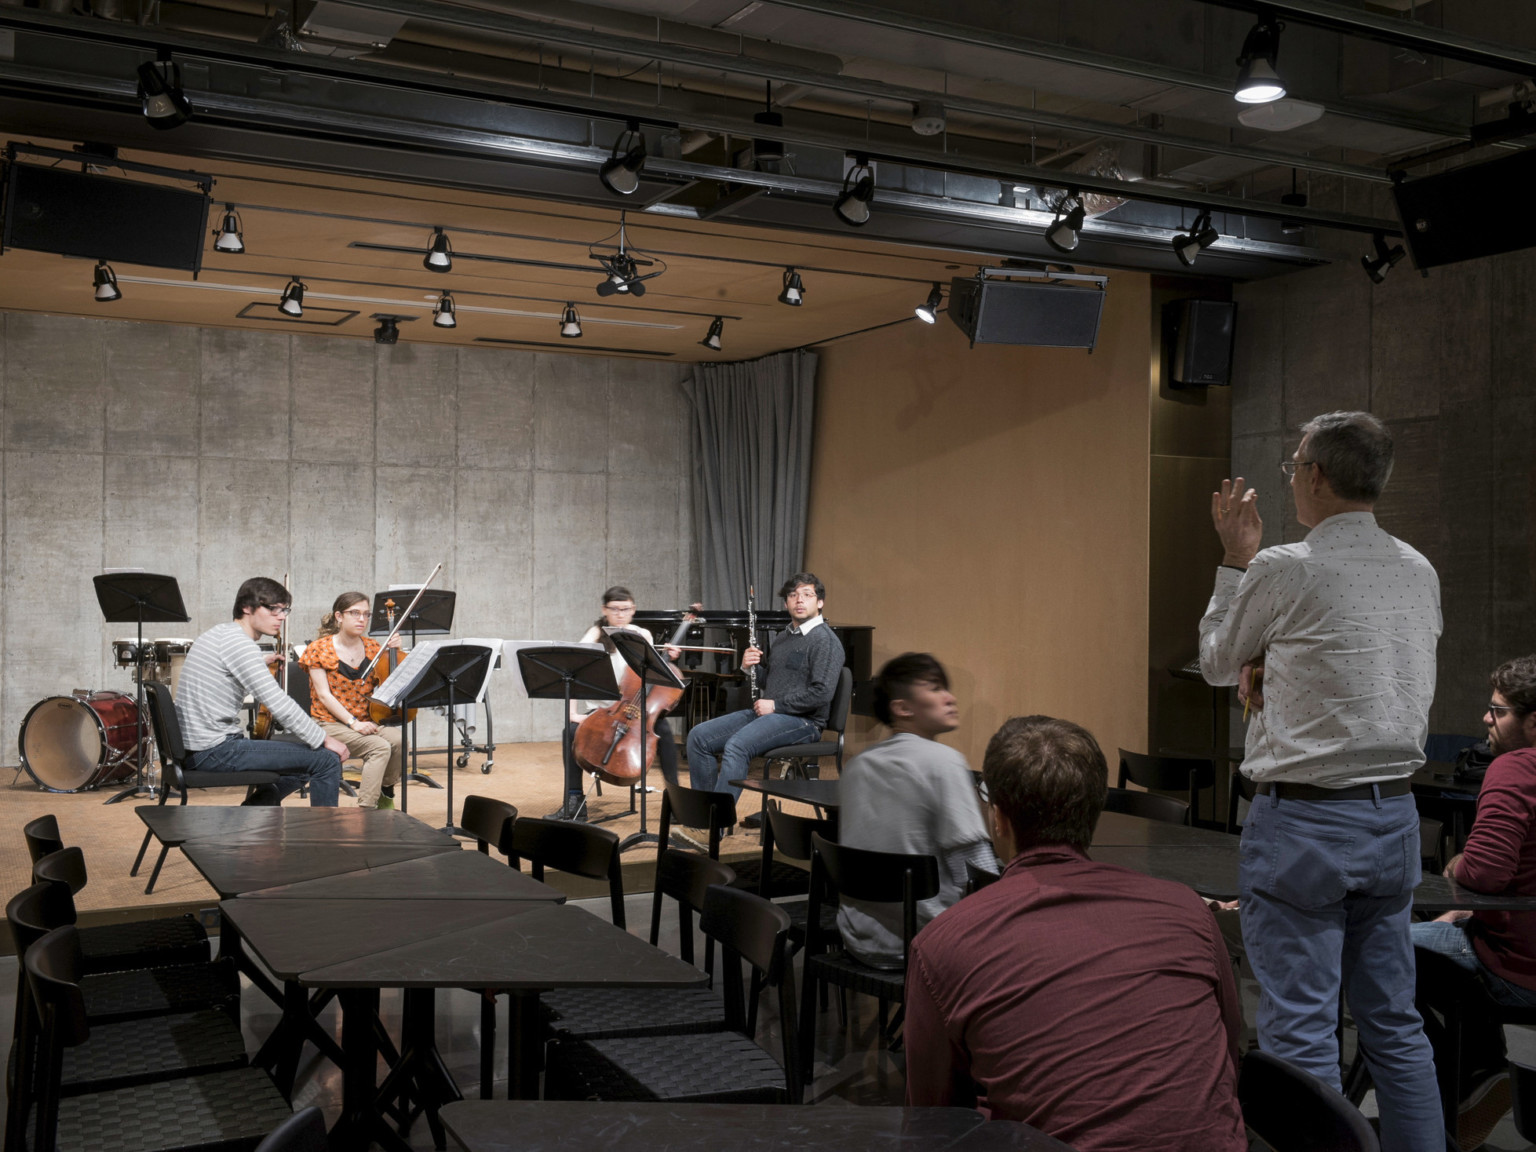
[366,597,416,726]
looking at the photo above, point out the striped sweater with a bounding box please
[176,621,325,752]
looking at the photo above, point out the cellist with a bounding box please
[299,591,404,810]
[549,585,681,822]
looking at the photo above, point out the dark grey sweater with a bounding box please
[762,622,845,727]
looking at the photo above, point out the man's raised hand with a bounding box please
[1211,477,1263,569]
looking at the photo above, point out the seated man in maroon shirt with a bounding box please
[1413,654,1536,1148]
[904,715,1247,1152]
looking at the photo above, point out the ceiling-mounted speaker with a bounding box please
[946,272,1107,350]
[1166,299,1237,388]
[1392,146,1536,270]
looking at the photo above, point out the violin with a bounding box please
[366,597,415,726]
[572,605,701,787]
[251,573,291,740]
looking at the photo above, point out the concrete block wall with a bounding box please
[1231,243,1536,736]
[0,313,696,765]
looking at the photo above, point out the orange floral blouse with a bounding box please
[299,634,386,722]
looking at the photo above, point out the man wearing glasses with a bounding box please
[1200,411,1443,1152]
[176,576,347,805]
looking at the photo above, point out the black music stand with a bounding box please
[512,645,620,822]
[371,589,457,789]
[610,631,685,853]
[93,572,189,805]
[393,644,495,835]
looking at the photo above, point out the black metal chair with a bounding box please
[460,795,517,862]
[1103,785,1192,826]
[254,1107,328,1152]
[658,783,809,899]
[544,884,801,1104]
[131,680,283,894]
[751,667,855,781]
[797,833,939,1079]
[1118,748,1216,826]
[1238,1049,1379,1152]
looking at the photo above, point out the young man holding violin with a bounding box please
[176,576,347,806]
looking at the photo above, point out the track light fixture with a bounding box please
[278,278,305,317]
[1234,19,1286,104]
[423,228,452,272]
[92,261,121,303]
[433,293,456,329]
[699,316,724,352]
[778,267,805,307]
[1045,192,1086,254]
[560,303,582,339]
[915,283,943,324]
[1360,232,1406,284]
[213,205,245,254]
[599,122,647,196]
[374,317,400,345]
[1172,211,1220,267]
[834,158,875,227]
[136,57,193,129]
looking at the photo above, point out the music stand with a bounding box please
[512,645,620,822]
[370,589,457,789]
[609,631,685,853]
[394,645,495,834]
[93,573,189,805]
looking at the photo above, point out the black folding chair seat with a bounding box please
[726,858,812,900]
[804,950,906,1001]
[60,1009,248,1095]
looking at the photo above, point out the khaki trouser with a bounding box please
[321,720,402,808]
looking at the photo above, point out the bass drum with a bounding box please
[19,691,141,792]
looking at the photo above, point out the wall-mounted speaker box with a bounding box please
[2,163,210,273]
[1166,299,1237,388]
[947,275,1106,350]
[1393,146,1536,271]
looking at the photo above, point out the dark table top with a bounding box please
[1088,845,1240,900]
[298,902,710,991]
[181,839,459,898]
[440,1102,1075,1152]
[731,778,841,809]
[238,847,563,902]
[1411,763,1479,798]
[1090,811,1236,848]
[136,805,455,846]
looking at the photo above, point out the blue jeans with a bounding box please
[685,710,821,799]
[185,734,342,806]
[1413,919,1536,1092]
[1241,790,1442,1152]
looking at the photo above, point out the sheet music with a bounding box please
[371,637,502,707]
[505,640,607,699]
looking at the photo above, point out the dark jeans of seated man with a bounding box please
[184,733,342,806]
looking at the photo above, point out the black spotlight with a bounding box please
[93,261,121,303]
[1361,232,1406,284]
[599,123,647,196]
[423,228,452,272]
[834,159,875,226]
[699,316,723,351]
[374,317,400,345]
[136,58,193,129]
[1172,211,1220,267]
[433,293,456,329]
[1234,19,1286,104]
[278,278,305,317]
[213,205,244,254]
[1045,193,1086,254]
[914,282,943,324]
[560,303,583,339]
[778,267,805,306]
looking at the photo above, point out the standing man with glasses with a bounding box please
[1200,411,1443,1151]
[176,576,347,806]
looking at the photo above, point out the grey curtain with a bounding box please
[685,349,818,612]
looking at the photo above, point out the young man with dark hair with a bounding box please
[837,652,994,967]
[176,576,347,805]
[686,573,843,800]
[904,715,1245,1152]
[1412,654,1536,1147]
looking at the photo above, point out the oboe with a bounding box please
[746,584,760,701]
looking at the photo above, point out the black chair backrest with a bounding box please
[659,783,737,858]
[461,795,517,858]
[808,833,939,956]
[1118,749,1215,791]
[765,804,833,863]
[284,660,311,713]
[650,851,736,963]
[23,925,90,1049]
[826,666,853,735]
[1238,1049,1379,1152]
[33,847,89,897]
[700,883,791,985]
[23,815,63,865]
[143,680,187,764]
[964,860,1000,895]
[1103,786,1191,826]
[254,1106,329,1152]
[7,881,76,954]
[509,817,625,929]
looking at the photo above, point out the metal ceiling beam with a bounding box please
[753,0,1466,137]
[1197,0,1536,77]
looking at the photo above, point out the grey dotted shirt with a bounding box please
[1198,511,1441,787]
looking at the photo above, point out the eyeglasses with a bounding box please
[262,604,292,618]
[975,777,990,805]
[1489,702,1519,717]
[341,608,371,619]
[1279,460,1316,478]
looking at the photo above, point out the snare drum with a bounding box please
[19,691,141,792]
[111,638,154,667]
[154,638,193,696]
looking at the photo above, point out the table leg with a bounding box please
[372,989,462,1150]
[506,990,542,1099]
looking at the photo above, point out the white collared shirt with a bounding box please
[1198,511,1441,787]
[790,614,825,636]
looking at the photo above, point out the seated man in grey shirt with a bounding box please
[837,653,997,968]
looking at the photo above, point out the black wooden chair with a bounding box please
[460,795,517,862]
[659,783,809,899]
[798,833,939,1079]
[1118,749,1216,826]
[131,680,282,894]
[751,667,855,781]
[545,884,801,1104]
[963,859,1001,895]
[1103,785,1192,826]
[1239,1049,1379,1152]
[254,1107,328,1152]
[22,815,64,865]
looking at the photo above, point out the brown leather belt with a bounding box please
[1254,778,1412,802]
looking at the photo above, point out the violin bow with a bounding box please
[360,562,443,681]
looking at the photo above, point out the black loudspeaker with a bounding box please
[947,275,1106,350]
[1393,146,1536,271]
[2,162,209,273]
[1167,299,1237,388]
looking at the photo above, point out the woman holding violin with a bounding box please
[299,591,403,810]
